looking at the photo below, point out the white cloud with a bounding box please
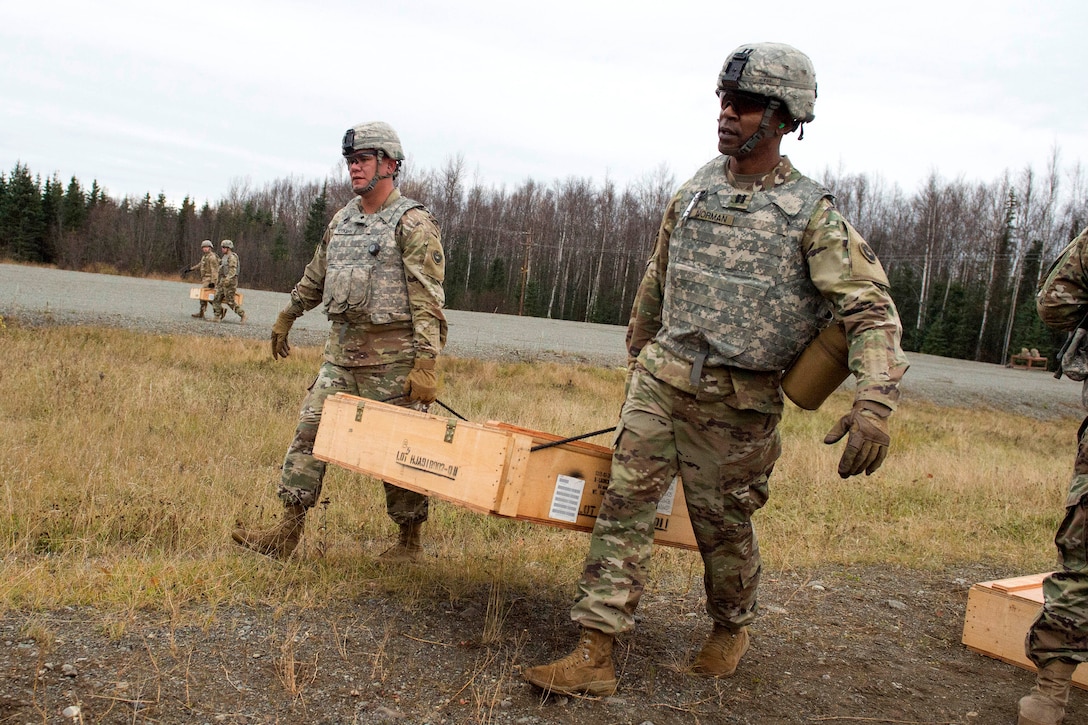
[2,0,1086,205]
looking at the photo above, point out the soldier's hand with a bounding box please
[823,400,892,478]
[271,310,296,360]
[403,358,438,404]
[208,282,215,289]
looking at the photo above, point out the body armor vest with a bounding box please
[323,196,422,325]
[218,252,239,286]
[659,157,833,371]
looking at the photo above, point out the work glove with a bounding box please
[271,310,297,360]
[208,282,215,289]
[404,358,438,404]
[823,400,892,478]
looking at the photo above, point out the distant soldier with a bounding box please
[522,42,908,697]
[212,239,246,323]
[184,240,218,319]
[232,121,446,563]
[1019,226,1088,725]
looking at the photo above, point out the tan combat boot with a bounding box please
[690,624,749,677]
[231,504,307,559]
[191,311,204,319]
[1018,660,1078,725]
[378,521,424,563]
[522,628,618,696]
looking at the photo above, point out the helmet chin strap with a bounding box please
[734,99,781,156]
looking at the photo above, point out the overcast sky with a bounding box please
[3,0,1087,207]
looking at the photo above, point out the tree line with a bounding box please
[2,152,1086,366]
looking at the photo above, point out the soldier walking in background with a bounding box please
[522,42,908,697]
[1019,226,1088,725]
[183,239,218,319]
[212,239,246,323]
[232,121,446,564]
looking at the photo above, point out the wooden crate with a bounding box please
[189,287,244,304]
[962,573,1088,688]
[312,394,698,550]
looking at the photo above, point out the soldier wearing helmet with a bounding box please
[212,239,246,323]
[1017,226,1088,725]
[233,121,447,565]
[523,43,908,697]
[183,240,219,319]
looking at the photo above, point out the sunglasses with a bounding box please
[344,151,378,166]
[716,89,770,115]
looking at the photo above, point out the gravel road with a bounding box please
[2,263,1083,419]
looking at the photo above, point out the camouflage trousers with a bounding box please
[196,284,212,315]
[278,360,428,525]
[212,283,244,319]
[1026,418,1088,667]
[571,365,781,635]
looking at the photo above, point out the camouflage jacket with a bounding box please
[197,250,219,286]
[286,189,447,367]
[1037,226,1088,331]
[218,252,240,287]
[629,156,908,413]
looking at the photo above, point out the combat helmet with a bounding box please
[341,121,405,161]
[717,42,817,124]
[220,239,234,249]
[201,240,213,249]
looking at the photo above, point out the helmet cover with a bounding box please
[718,42,817,123]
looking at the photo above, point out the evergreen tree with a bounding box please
[0,163,46,262]
[177,196,196,265]
[62,176,86,231]
[40,174,63,263]
[303,182,329,253]
[87,180,102,209]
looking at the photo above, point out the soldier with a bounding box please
[522,42,908,697]
[232,121,446,563]
[1019,226,1088,725]
[212,239,246,323]
[184,240,218,319]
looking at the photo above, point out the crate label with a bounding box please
[394,443,460,480]
[656,476,679,516]
[549,475,586,523]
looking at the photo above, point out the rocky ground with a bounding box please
[2,264,1087,724]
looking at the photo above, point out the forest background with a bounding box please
[2,150,1086,365]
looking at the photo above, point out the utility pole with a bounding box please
[518,230,532,316]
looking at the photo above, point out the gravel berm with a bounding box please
[3,263,1080,420]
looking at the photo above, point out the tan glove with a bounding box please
[823,400,892,478]
[271,310,297,360]
[404,358,438,404]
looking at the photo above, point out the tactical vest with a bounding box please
[658,157,833,371]
[218,252,239,286]
[323,196,422,326]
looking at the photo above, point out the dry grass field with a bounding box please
[0,321,1082,724]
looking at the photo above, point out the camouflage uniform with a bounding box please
[571,156,908,635]
[1026,226,1088,668]
[213,250,246,320]
[277,188,446,525]
[193,248,219,316]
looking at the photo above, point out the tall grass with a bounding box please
[0,323,1074,615]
